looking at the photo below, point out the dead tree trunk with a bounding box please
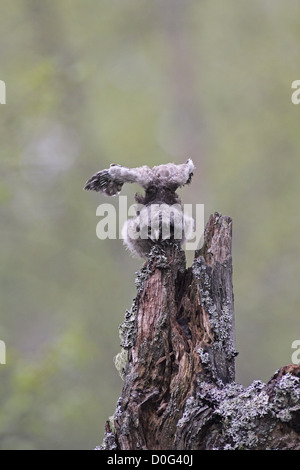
[99,212,300,450]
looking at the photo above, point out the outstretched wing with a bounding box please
[84,163,152,196]
[84,167,123,196]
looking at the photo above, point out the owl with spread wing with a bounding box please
[84,159,195,258]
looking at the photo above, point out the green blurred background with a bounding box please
[1,0,300,449]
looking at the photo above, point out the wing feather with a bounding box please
[84,160,194,196]
[84,164,152,196]
[84,169,124,196]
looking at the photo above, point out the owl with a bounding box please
[84,159,195,258]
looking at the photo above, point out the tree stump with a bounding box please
[98,212,300,450]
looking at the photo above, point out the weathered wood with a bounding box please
[98,212,300,450]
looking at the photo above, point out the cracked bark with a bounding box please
[98,212,300,451]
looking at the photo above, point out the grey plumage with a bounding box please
[84,159,195,258]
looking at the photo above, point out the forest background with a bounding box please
[0,0,300,449]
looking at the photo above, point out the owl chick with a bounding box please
[84,159,195,258]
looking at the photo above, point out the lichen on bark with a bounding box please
[97,213,300,450]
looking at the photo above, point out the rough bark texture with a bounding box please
[98,212,300,450]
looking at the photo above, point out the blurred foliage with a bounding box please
[0,0,300,449]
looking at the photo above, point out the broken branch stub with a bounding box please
[101,212,236,450]
[98,212,300,450]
